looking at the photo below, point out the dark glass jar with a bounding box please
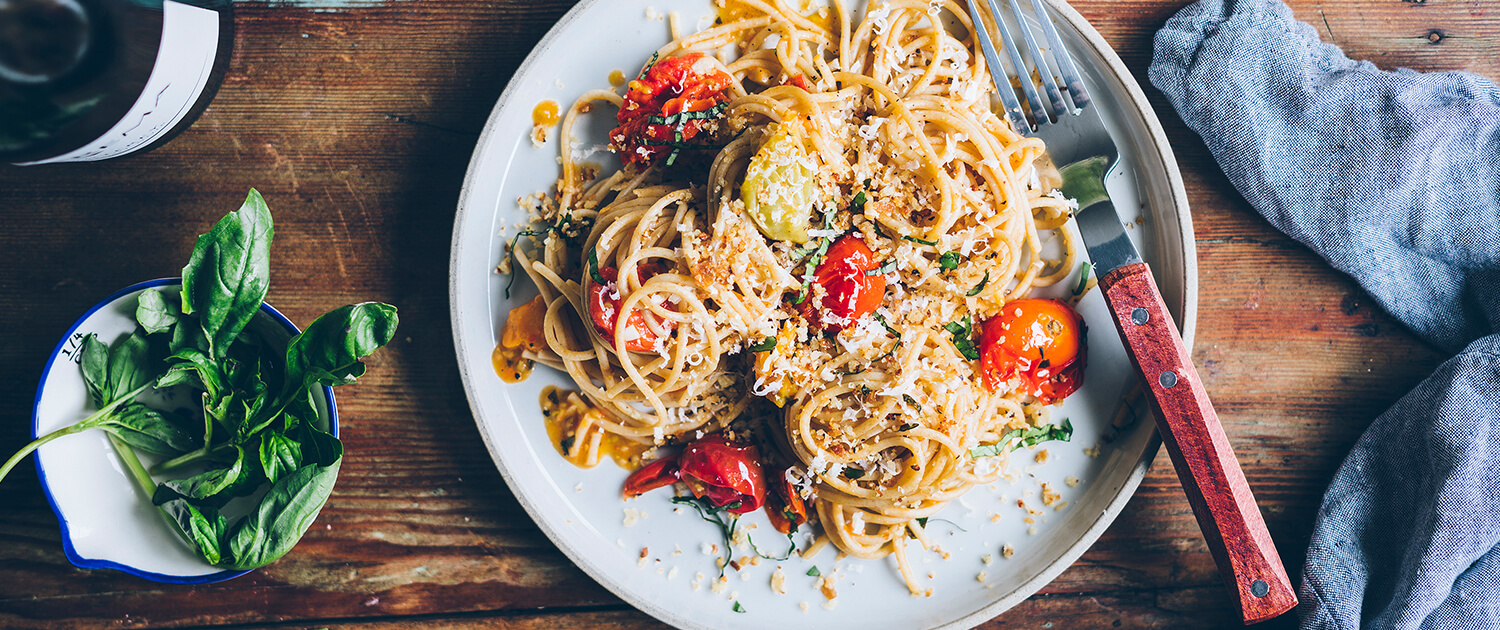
[0,0,233,165]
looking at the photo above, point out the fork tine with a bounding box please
[1028,0,1090,110]
[1006,0,1066,121]
[963,0,1031,134]
[984,0,1049,126]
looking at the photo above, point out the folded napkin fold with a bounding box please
[1148,0,1500,627]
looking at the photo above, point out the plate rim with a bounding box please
[31,277,340,584]
[448,1,1194,626]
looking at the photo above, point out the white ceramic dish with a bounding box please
[31,278,338,584]
[450,1,1194,627]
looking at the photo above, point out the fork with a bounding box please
[962,0,1299,623]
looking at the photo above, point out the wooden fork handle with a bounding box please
[1099,262,1298,624]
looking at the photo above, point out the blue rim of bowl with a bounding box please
[30,278,340,584]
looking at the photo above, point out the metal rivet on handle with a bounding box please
[1159,371,1178,388]
[1131,307,1149,325]
[1251,579,1269,598]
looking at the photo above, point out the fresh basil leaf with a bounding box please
[170,313,209,356]
[155,366,197,389]
[916,516,929,527]
[224,457,341,570]
[259,432,303,485]
[939,252,961,270]
[285,302,398,389]
[850,191,866,211]
[105,332,156,403]
[843,468,865,479]
[102,403,199,456]
[168,348,226,401]
[136,289,179,335]
[806,566,820,577]
[158,499,228,565]
[80,334,109,407]
[898,423,918,431]
[154,446,254,509]
[296,423,343,468]
[181,188,273,359]
[732,601,747,613]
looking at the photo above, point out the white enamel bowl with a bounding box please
[31,278,337,583]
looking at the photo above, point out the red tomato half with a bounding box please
[613,53,733,165]
[801,235,886,331]
[619,434,767,515]
[979,298,1086,405]
[587,264,677,353]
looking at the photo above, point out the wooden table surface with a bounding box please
[0,0,1490,627]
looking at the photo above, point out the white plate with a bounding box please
[450,2,1194,627]
[32,278,338,583]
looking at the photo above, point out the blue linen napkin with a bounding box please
[1147,0,1500,626]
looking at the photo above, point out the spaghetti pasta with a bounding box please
[501,0,1086,593]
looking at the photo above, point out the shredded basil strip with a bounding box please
[843,468,866,480]
[903,394,922,412]
[504,230,543,299]
[865,259,896,277]
[943,316,979,361]
[636,51,659,82]
[898,423,918,431]
[647,102,729,127]
[748,337,777,353]
[902,235,938,246]
[967,271,990,296]
[587,248,607,284]
[851,191,867,211]
[1074,261,1093,295]
[807,566,821,577]
[970,418,1074,458]
[671,495,739,577]
[939,251,962,270]
[732,602,747,613]
[872,311,900,337]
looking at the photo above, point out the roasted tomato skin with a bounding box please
[979,298,1086,404]
[801,235,886,331]
[618,434,767,515]
[587,264,675,353]
[612,53,733,165]
[679,435,766,514]
[622,456,680,498]
[764,469,807,534]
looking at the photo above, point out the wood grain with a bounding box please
[0,0,1482,627]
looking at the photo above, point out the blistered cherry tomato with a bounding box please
[620,434,766,514]
[613,53,733,165]
[801,235,886,331]
[587,264,676,353]
[679,435,765,514]
[764,468,807,534]
[979,298,1086,404]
